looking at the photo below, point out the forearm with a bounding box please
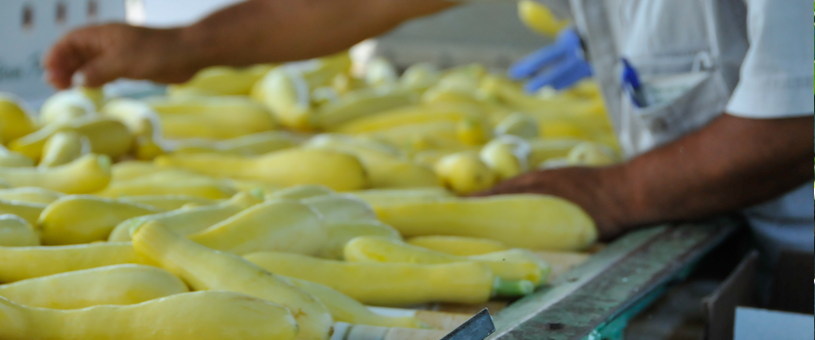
[180,0,455,68]
[617,114,814,233]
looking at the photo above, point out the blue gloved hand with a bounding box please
[509,28,592,93]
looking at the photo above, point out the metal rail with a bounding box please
[487,217,740,340]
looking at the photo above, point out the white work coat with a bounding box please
[531,0,814,264]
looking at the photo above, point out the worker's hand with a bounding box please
[45,23,201,89]
[508,28,592,93]
[471,166,630,241]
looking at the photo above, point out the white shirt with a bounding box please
[566,0,814,263]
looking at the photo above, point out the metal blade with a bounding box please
[440,309,495,340]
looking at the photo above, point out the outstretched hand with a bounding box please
[471,166,631,241]
[45,24,201,89]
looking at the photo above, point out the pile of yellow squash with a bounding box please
[0,52,612,340]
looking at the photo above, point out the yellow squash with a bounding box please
[302,194,377,223]
[118,195,217,211]
[0,145,35,168]
[406,236,509,256]
[172,131,302,156]
[0,94,36,142]
[399,63,440,91]
[495,112,539,139]
[132,221,333,340]
[286,276,425,328]
[566,141,618,167]
[364,57,399,87]
[348,188,455,208]
[332,102,483,134]
[189,199,327,256]
[167,64,274,97]
[0,187,64,204]
[38,131,91,167]
[10,117,133,161]
[479,136,531,181]
[0,242,149,283]
[0,199,47,226]
[375,195,597,251]
[315,86,417,129]
[434,151,497,195]
[244,252,532,306]
[108,192,261,242]
[318,220,402,260]
[269,184,335,200]
[37,90,96,126]
[155,148,368,191]
[110,161,162,181]
[306,135,439,189]
[39,196,163,245]
[517,0,569,37]
[99,98,167,161]
[252,67,314,131]
[0,153,111,194]
[0,291,298,340]
[344,236,548,286]
[148,96,276,140]
[100,98,161,139]
[0,215,39,247]
[97,169,237,199]
[527,139,585,167]
[0,264,188,309]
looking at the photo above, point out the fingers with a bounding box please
[523,55,582,93]
[469,174,542,197]
[549,60,592,91]
[79,56,127,88]
[45,36,86,89]
[45,26,105,89]
[508,43,569,80]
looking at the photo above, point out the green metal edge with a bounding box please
[488,217,739,340]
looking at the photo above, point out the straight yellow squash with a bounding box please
[0,264,188,309]
[155,148,368,191]
[0,187,65,204]
[375,195,597,251]
[285,276,426,329]
[97,169,236,199]
[0,291,298,340]
[39,196,163,245]
[407,236,509,256]
[0,154,111,194]
[0,242,149,283]
[344,236,548,286]
[117,195,217,210]
[244,252,530,306]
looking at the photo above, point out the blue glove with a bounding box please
[509,28,592,93]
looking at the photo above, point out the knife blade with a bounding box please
[440,309,495,340]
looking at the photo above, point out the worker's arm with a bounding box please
[476,114,814,240]
[45,0,455,89]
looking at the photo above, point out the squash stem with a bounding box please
[493,278,534,297]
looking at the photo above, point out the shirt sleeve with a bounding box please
[725,0,814,118]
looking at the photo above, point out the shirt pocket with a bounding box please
[620,67,730,151]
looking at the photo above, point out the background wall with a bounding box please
[130,0,553,68]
